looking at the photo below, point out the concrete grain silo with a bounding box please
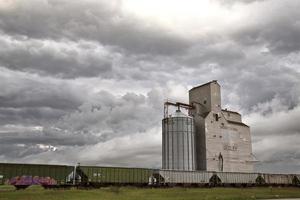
[162,80,255,173]
[162,109,196,171]
[189,80,255,172]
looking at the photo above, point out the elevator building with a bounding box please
[162,80,254,172]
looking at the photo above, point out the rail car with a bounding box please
[1,162,300,189]
[76,165,153,187]
[214,171,261,186]
[0,163,74,189]
[153,170,213,187]
[154,170,300,187]
[154,170,262,187]
[262,173,294,186]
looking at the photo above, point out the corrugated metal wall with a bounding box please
[157,170,213,184]
[78,166,152,184]
[216,172,259,184]
[162,111,196,171]
[262,173,293,185]
[0,163,73,185]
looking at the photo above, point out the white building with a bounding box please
[189,80,254,172]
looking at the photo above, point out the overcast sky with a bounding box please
[0,0,299,173]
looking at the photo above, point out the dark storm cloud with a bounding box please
[248,106,300,137]
[0,67,86,128]
[178,40,246,66]
[0,144,48,159]
[252,133,300,173]
[220,65,300,112]
[0,35,113,78]
[76,131,162,167]
[0,67,84,110]
[0,0,190,55]
[0,130,162,167]
[231,0,300,54]
[0,107,65,125]
[0,128,99,146]
[0,89,164,167]
[56,90,162,141]
[175,44,300,115]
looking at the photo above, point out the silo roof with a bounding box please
[189,80,219,91]
[171,110,191,118]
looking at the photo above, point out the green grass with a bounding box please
[0,186,300,200]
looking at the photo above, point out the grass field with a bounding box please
[0,185,300,200]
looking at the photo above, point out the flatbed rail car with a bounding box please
[0,163,74,189]
[76,166,154,187]
[154,170,214,186]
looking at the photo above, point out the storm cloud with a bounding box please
[0,0,299,173]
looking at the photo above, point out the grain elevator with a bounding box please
[162,109,196,171]
[162,80,254,172]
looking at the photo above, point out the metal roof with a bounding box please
[171,110,191,118]
[189,80,219,91]
[222,109,241,115]
[227,120,249,127]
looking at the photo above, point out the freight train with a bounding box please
[0,163,300,189]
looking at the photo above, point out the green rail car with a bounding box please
[0,163,74,188]
[77,166,153,186]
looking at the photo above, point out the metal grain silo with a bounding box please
[162,110,196,171]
